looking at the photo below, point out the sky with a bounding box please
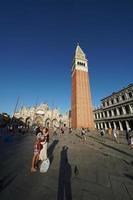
[0,0,133,115]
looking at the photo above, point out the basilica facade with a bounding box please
[14,103,69,128]
[93,84,133,131]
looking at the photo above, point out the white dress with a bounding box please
[39,141,47,161]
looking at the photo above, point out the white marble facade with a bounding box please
[93,84,133,131]
[14,103,69,128]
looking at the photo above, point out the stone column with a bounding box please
[119,95,122,101]
[125,92,129,99]
[100,122,103,129]
[119,121,123,131]
[104,122,108,130]
[97,123,100,129]
[113,121,116,130]
[129,104,133,114]
[116,108,120,115]
[99,112,102,119]
[103,112,105,118]
[125,121,130,130]
[96,113,99,119]
[111,109,114,117]
[114,98,117,104]
[107,110,110,117]
[108,122,112,129]
[122,106,126,115]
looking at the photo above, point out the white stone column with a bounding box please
[105,101,107,107]
[111,109,114,117]
[96,113,99,119]
[107,110,110,117]
[125,121,130,130]
[99,112,102,119]
[129,104,133,114]
[114,98,117,103]
[108,122,112,129]
[97,123,100,129]
[109,100,112,105]
[122,106,126,115]
[125,92,129,99]
[104,122,108,130]
[116,108,120,115]
[100,122,103,129]
[119,95,122,101]
[113,121,116,130]
[119,121,123,131]
[103,112,105,118]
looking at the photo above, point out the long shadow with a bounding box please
[57,146,72,200]
[89,135,133,158]
[124,173,133,180]
[75,133,82,139]
[0,173,17,192]
[47,139,59,164]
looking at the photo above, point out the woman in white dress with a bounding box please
[39,128,49,161]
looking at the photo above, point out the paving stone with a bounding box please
[1,130,133,200]
[110,175,131,200]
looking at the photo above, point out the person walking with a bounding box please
[112,128,119,143]
[108,128,112,137]
[100,128,105,142]
[81,128,86,141]
[129,129,133,149]
[125,128,131,145]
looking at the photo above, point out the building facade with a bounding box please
[14,103,69,128]
[93,84,133,131]
[71,44,94,129]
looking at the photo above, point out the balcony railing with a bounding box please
[94,113,133,121]
[101,97,133,109]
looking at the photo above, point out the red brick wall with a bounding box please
[71,70,94,129]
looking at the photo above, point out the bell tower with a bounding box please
[71,44,94,129]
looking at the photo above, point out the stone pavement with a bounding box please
[0,129,133,200]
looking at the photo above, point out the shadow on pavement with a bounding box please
[57,146,72,200]
[48,139,59,164]
[124,173,133,180]
[0,173,17,192]
[89,135,133,158]
[75,133,82,139]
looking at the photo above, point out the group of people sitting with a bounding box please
[31,126,49,172]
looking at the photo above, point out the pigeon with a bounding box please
[74,165,79,176]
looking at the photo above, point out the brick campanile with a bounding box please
[71,44,94,129]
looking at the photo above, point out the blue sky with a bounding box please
[0,0,133,115]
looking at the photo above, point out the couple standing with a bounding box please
[31,127,49,172]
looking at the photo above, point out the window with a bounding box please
[122,95,125,101]
[129,92,132,98]
[111,99,114,104]
[116,97,119,103]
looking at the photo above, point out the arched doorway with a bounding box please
[52,119,59,128]
[25,117,31,126]
[128,120,133,130]
[45,118,51,128]
[35,116,43,126]
[121,121,127,130]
